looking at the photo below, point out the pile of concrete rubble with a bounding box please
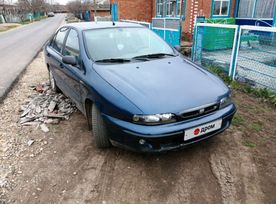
[18,82,76,132]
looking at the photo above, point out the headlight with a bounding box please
[220,96,232,109]
[133,113,176,125]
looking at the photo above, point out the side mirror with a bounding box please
[174,45,182,52]
[62,55,77,66]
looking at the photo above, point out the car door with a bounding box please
[60,28,83,109]
[46,27,69,93]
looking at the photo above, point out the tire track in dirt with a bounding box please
[60,152,107,204]
[210,153,237,204]
[209,130,264,204]
[62,139,223,204]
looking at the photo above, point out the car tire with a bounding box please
[92,104,111,148]
[49,69,60,93]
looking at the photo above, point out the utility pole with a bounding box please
[2,0,6,23]
[2,0,5,12]
[179,0,184,24]
[179,0,184,45]
[93,0,97,21]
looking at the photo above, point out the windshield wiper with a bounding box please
[132,53,176,60]
[95,58,131,63]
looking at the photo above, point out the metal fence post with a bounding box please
[164,18,166,41]
[191,24,198,61]
[230,25,241,80]
[273,6,276,27]
[229,25,239,78]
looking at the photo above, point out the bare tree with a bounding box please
[15,0,47,22]
[1,0,17,22]
[67,0,91,18]
[17,0,47,13]
[16,0,31,21]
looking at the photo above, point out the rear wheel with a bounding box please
[49,69,60,93]
[92,104,111,148]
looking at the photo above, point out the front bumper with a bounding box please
[103,104,236,153]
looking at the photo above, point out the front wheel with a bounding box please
[92,105,111,148]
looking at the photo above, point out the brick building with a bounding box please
[110,0,155,22]
[110,0,276,39]
[90,6,111,21]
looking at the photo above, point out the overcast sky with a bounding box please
[54,0,69,5]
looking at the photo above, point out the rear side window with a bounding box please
[51,27,68,53]
[63,29,80,59]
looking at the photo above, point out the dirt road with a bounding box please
[0,53,275,204]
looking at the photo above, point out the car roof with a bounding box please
[65,22,144,31]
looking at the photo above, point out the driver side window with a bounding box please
[63,29,80,66]
[51,27,68,53]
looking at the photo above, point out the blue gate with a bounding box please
[111,3,118,22]
[152,18,181,46]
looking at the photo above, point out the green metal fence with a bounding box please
[234,26,276,91]
[192,23,276,92]
[192,23,239,76]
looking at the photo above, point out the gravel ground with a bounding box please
[0,52,275,204]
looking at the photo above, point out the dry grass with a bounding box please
[0,24,20,32]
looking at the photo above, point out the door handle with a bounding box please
[59,63,64,68]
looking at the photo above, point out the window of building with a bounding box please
[156,0,164,16]
[166,0,175,16]
[166,1,171,16]
[212,0,231,17]
[238,0,276,18]
[156,0,186,18]
[177,0,182,16]
[237,0,255,18]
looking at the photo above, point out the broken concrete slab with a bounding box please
[18,82,77,132]
[47,101,56,113]
[40,124,49,133]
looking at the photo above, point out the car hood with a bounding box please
[93,56,229,114]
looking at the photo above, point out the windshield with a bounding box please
[83,27,175,62]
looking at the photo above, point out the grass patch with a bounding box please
[250,123,263,132]
[207,66,276,107]
[243,141,257,148]
[34,16,48,21]
[232,115,244,126]
[20,21,32,25]
[40,16,48,20]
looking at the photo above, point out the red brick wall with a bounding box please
[111,0,154,22]
[152,0,156,19]
[90,10,110,21]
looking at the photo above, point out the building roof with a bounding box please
[66,22,143,30]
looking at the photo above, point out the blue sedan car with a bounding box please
[44,22,236,152]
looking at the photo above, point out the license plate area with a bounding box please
[184,119,222,141]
